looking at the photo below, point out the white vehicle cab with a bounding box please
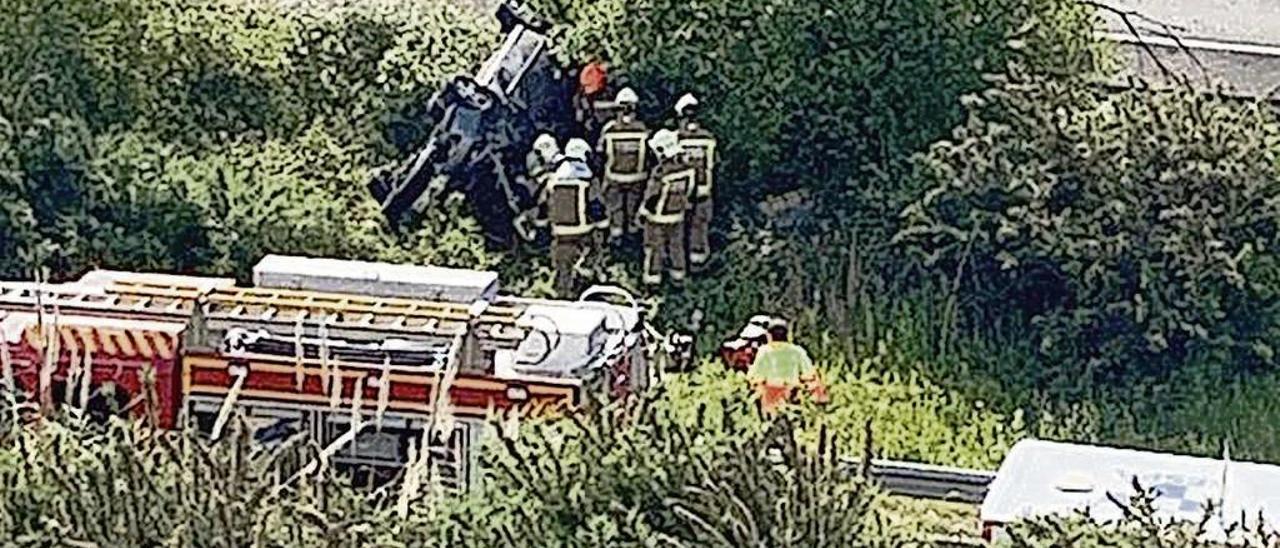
[981,439,1280,543]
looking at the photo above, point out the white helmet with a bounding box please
[739,324,768,340]
[615,87,639,105]
[564,138,591,161]
[533,133,558,154]
[675,93,699,116]
[648,129,681,159]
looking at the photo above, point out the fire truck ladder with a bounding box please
[104,281,531,343]
[0,283,195,318]
[0,281,534,348]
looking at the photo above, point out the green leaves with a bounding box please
[0,0,494,279]
[528,0,1095,209]
[900,70,1280,381]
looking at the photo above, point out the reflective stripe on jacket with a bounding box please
[679,128,717,199]
[641,161,695,224]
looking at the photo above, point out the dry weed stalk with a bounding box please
[398,330,465,519]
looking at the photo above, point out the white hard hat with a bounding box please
[739,324,768,340]
[675,93,699,115]
[615,87,639,105]
[748,315,772,328]
[649,129,681,158]
[565,138,591,161]
[533,133,558,153]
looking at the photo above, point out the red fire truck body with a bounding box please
[0,312,187,429]
[0,255,649,486]
[182,354,579,421]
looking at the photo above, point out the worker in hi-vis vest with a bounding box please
[516,133,560,242]
[537,138,606,296]
[747,318,829,414]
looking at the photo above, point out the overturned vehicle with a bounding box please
[366,1,581,248]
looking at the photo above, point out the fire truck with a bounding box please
[0,255,649,488]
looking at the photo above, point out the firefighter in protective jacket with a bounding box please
[537,138,606,296]
[517,133,560,242]
[639,129,695,286]
[575,59,609,142]
[597,87,649,238]
[674,93,717,268]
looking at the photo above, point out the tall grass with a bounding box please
[661,224,1280,467]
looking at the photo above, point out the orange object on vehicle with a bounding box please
[579,62,607,97]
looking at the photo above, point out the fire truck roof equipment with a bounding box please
[253,254,500,303]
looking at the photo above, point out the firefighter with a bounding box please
[674,93,718,270]
[575,58,609,142]
[516,133,560,242]
[639,129,695,286]
[597,87,650,239]
[748,318,829,414]
[537,138,604,296]
[527,133,559,185]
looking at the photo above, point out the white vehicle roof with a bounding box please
[981,439,1280,537]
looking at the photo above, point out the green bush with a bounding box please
[0,0,496,279]
[0,392,912,546]
[81,128,492,280]
[529,0,1099,214]
[999,484,1279,547]
[444,387,909,547]
[899,69,1280,380]
[0,417,381,546]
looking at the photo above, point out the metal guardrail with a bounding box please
[844,458,996,504]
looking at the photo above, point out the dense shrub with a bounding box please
[0,390,912,545]
[1000,485,1279,547]
[413,387,912,547]
[528,0,1100,215]
[0,417,382,546]
[899,68,1280,381]
[0,0,496,279]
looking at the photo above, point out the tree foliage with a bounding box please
[528,0,1100,213]
[899,68,1280,380]
[0,0,497,280]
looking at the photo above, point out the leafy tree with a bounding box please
[0,0,497,279]
[528,0,1100,214]
[899,67,1280,381]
